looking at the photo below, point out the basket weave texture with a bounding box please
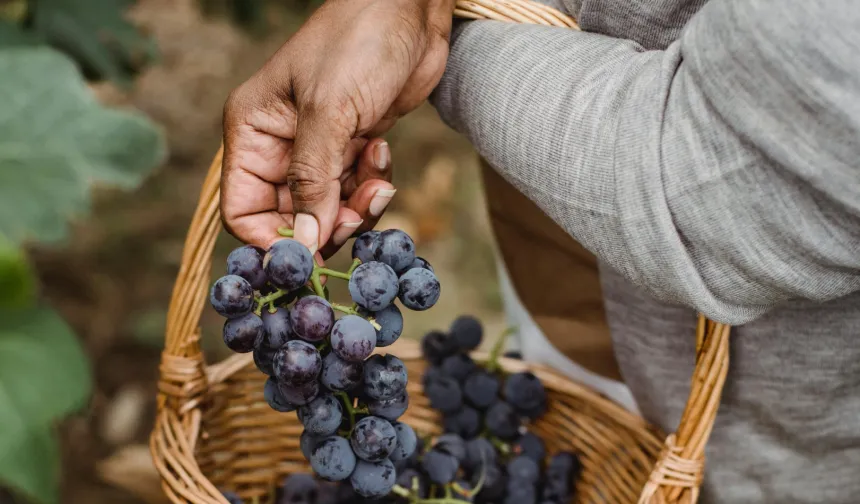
[150,3,731,503]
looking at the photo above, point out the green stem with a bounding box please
[347,258,361,275]
[331,303,382,330]
[336,392,356,429]
[487,435,511,456]
[254,289,289,315]
[485,326,517,373]
[391,485,411,498]
[277,227,294,237]
[315,267,352,281]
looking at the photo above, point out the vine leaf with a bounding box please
[0,235,34,309]
[0,47,167,246]
[0,307,91,503]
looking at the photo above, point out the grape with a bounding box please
[520,398,548,420]
[264,377,296,412]
[405,256,434,274]
[274,340,322,386]
[389,422,417,462]
[421,450,459,485]
[444,406,481,439]
[320,353,363,392]
[280,474,318,504]
[350,416,397,462]
[261,307,292,348]
[220,491,244,504]
[463,370,501,410]
[278,380,319,406]
[397,268,441,311]
[310,436,357,482]
[441,353,477,382]
[514,432,546,463]
[425,376,463,413]
[450,315,483,351]
[504,372,548,416]
[421,330,458,365]
[350,459,396,498]
[330,315,376,363]
[395,468,428,498]
[422,366,443,387]
[363,354,407,401]
[254,344,278,376]
[473,463,505,501]
[298,394,343,437]
[372,229,416,273]
[287,296,334,342]
[300,430,321,460]
[352,231,380,263]
[227,245,268,291]
[542,452,581,502]
[485,401,521,440]
[223,313,264,353]
[434,433,467,465]
[210,275,255,319]
[362,304,403,347]
[505,484,537,504]
[264,239,314,291]
[348,262,398,311]
[313,481,338,504]
[366,390,408,421]
[464,437,497,473]
[507,455,540,484]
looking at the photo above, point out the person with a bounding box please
[219,0,860,501]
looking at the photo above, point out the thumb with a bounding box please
[287,105,352,253]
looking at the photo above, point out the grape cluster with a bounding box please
[209,228,440,498]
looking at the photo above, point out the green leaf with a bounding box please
[0,307,91,426]
[0,236,34,308]
[0,19,44,47]
[30,0,158,85]
[0,47,167,246]
[0,413,59,504]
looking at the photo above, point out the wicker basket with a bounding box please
[150,2,731,503]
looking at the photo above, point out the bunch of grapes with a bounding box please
[209,228,440,498]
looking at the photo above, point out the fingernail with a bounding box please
[369,188,397,217]
[373,142,390,171]
[332,220,364,245]
[294,213,320,254]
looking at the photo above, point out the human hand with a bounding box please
[221,0,456,254]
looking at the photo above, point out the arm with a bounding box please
[431,0,860,324]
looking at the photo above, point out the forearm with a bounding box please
[430,0,860,324]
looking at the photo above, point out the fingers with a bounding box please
[341,138,393,196]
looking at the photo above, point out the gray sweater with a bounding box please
[430,0,860,502]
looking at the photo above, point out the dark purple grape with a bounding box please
[279,474,318,504]
[395,468,428,498]
[330,315,376,362]
[507,455,540,484]
[473,463,505,501]
[542,452,581,502]
[464,437,496,473]
[227,245,268,291]
[279,380,319,406]
[434,433,467,465]
[300,430,321,460]
[444,406,481,439]
[373,229,416,273]
[505,483,536,504]
[504,372,548,416]
[313,481,338,504]
[422,366,443,387]
[220,491,244,504]
[362,304,403,347]
[253,343,278,376]
[389,422,417,462]
[351,231,380,263]
[441,353,477,383]
[290,296,334,342]
[311,436,357,482]
[421,450,459,485]
[264,239,314,291]
[350,459,396,498]
[485,401,521,440]
[261,307,292,348]
[367,390,408,421]
[425,376,463,413]
[348,262,398,311]
[298,394,342,437]
[210,275,255,319]
[350,416,397,462]
[320,353,363,392]
[264,377,296,412]
[405,256,434,274]
[514,432,546,463]
[519,397,548,420]
[421,331,458,365]
[450,315,483,351]
[363,354,407,401]
[398,268,440,311]
[463,370,501,410]
[273,340,322,386]
[223,313,264,353]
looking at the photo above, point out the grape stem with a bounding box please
[336,392,358,430]
[331,302,382,331]
[391,484,472,504]
[315,267,351,281]
[347,258,361,275]
[484,326,517,374]
[255,288,289,314]
[487,435,511,456]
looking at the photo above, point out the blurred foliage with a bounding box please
[198,0,323,35]
[0,1,166,501]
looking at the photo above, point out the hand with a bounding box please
[221,0,456,254]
